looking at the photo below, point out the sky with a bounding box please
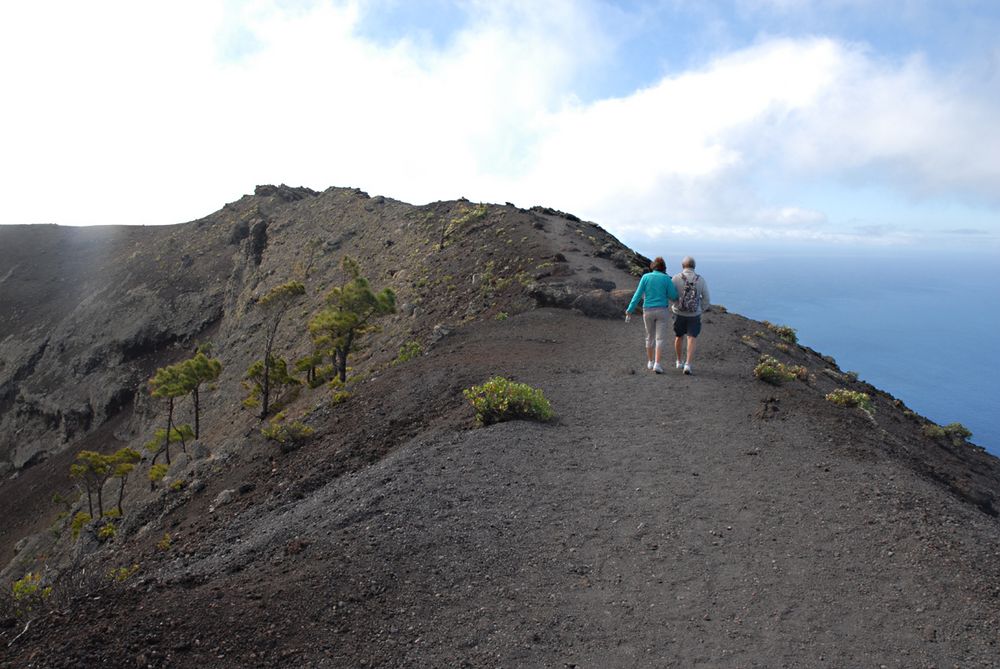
[2,0,1000,251]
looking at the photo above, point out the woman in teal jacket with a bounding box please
[625,257,679,374]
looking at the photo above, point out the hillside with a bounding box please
[1,186,999,667]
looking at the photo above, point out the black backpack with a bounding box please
[678,273,701,312]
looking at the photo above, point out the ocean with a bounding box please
[633,244,1000,456]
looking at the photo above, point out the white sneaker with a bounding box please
[647,360,654,370]
[683,363,692,375]
[675,360,683,369]
[653,363,664,374]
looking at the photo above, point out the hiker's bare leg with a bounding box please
[686,336,697,364]
[646,343,655,365]
[674,336,683,362]
[654,342,662,364]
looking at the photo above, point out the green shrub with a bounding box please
[826,388,874,415]
[764,321,798,344]
[495,311,509,321]
[394,341,423,364]
[97,522,117,541]
[943,422,972,440]
[149,463,169,491]
[70,511,92,540]
[753,355,807,385]
[157,533,173,551]
[108,564,139,583]
[463,377,554,426]
[923,422,972,443]
[262,411,315,451]
[12,572,52,618]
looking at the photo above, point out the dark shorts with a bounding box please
[673,314,702,338]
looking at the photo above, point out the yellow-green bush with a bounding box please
[753,355,807,385]
[108,564,139,583]
[262,411,315,451]
[923,422,972,443]
[826,388,874,415]
[12,571,51,618]
[71,511,92,540]
[394,341,423,364]
[763,321,798,344]
[157,533,173,551]
[463,377,554,426]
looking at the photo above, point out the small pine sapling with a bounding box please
[308,257,395,384]
[110,448,141,516]
[250,280,306,419]
[243,356,300,411]
[179,349,222,439]
[148,363,190,464]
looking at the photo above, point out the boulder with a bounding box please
[571,289,632,319]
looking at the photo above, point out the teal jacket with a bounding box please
[627,270,678,312]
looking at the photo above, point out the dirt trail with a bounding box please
[5,307,1000,668]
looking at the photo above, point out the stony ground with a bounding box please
[4,307,1000,668]
[2,186,999,667]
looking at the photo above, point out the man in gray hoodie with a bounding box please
[671,256,711,375]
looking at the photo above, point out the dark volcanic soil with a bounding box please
[2,186,999,668]
[4,307,1000,668]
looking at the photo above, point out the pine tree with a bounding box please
[111,448,141,515]
[243,356,300,411]
[180,350,222,439]
[69,451,111,518]
[148,363,189,464]
[308,257,396,384]
[248,280,306,419]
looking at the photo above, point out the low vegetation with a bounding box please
[439,203,487,249]
[753,355,807,386]
[261,411,316,452]
[763,321,798,344]
[825,388,874,415]
[393,340,423,365]
[11,571,52,619]
[923,422,973,444]
[464,377,554,426]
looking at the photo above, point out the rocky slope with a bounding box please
[1,186,998,667]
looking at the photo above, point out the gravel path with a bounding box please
[5,308,1000,668]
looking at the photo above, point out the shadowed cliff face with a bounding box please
[0,223,232,472]
[1,186,999,668]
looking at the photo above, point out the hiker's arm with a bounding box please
[667,277,679,302]
[625,275,646,314]
[701,279,711,311]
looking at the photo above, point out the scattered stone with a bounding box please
[211,489,236,510]
[588,278,616,292]
[429,324,452,343]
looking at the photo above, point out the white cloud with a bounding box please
[0,1,998,247]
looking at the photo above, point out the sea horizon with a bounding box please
[629,242,1000,457]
